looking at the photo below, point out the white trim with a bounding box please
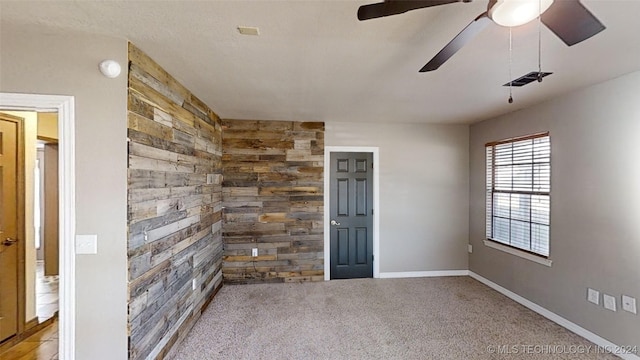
[483,239,552,267]
[379,270,469,279]
[469,271,640,360]
[324,146,380,281]
[0,93,76,360]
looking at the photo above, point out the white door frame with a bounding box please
[324,146,380,281]
[0,92,75,360]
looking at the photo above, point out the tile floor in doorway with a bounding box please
[35,260,58,322]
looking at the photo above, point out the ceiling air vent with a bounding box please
[503,71,553,87]
[237,26,260,36]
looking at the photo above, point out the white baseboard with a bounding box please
[379,270,469,279]
[469,271,640,360]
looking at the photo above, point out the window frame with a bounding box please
[485,132,551,263]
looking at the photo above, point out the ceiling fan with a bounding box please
[357,0,605,72]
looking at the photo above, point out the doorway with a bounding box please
[324,147,380,280]
[329,152,374,279]
[36,138,60,324]
[0,110,60,352]
[0,93,75,360]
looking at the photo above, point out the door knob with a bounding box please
[3,238,18,246]
[330,220,341,226]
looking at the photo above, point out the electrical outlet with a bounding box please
[192,279,197,291]
[252,248,258,257]
[603,294,617,312]
[468,244,473,253]
[587,288,599,305]
[622,295,637,314]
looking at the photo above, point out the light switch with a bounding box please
[603,294,617,312]
[76,234,98,254]
[587,288,599,305]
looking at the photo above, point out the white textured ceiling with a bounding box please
[2,0,640,124]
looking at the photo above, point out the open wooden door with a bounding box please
[0,113,23,342]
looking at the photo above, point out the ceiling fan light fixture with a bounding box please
[489,0,554,27]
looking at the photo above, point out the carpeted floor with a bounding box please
[173,276,619,359]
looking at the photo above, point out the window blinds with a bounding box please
[486,133,550,257]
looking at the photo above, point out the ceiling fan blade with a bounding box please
[541,0,605,46]
[358,0,465,21]
[420,12,491,72]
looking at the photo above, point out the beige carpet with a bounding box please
[173,277,618,359]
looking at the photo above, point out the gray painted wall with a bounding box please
[469,71,640,349]
[326,122,469,273]
[1,24,129,359]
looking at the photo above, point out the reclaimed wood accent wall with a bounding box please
[222,120,324,284]
[127,43,223,360]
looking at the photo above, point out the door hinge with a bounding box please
[371,209,374,215]
[372,254,375,261]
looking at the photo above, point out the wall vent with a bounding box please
[503,71,553,87]
[237,26,260,36]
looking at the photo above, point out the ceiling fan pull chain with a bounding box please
[538,0,543,82]
[508,26,513,104]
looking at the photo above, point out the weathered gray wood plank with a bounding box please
[127,44,223,360]
[221,119,324,285]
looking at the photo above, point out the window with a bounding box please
[486,133,550,257]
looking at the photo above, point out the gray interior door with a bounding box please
[330,152,373,279]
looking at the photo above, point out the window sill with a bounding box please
[483,239,553,267]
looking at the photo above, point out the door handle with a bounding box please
[3,238,18,246]
[330,220,341,226]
